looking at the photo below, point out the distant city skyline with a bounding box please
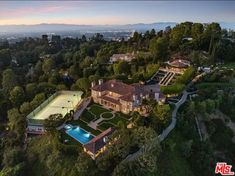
[1,1,235,25]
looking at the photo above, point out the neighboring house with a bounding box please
[164,57,191,74]
[91,79,165,115]
[84,127,115,160]
[167,58,191,68]
[110,52,135,63]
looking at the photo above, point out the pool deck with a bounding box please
[64,124,94,145]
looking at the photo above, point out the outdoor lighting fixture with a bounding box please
[64,125,71,130]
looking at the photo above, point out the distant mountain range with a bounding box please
[0,22,234,36]
[0,22,177,34]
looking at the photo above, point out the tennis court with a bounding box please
[27,91,83,122]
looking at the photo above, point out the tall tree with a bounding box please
[20,102,32,115]
[149,36,168,61]
[153,104,171,124]
[113,61,130,75]
[2,69,17,94]
[74,78,90,93]
[7,108,24,132]
[9,86,25,107]
[30,93,46,109]
[0,49,11,69]
[42,58,55,74]
[73,153,97,176]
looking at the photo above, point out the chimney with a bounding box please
[154,93,159,102]
[133,94,137,101]
[98,79,103,85]
[91,81,96,88]
[146,94,149,99]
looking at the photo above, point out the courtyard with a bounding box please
[66,103,131,136]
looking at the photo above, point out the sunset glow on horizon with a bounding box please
[1,1,235,25]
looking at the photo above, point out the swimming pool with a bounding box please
[64,124,94,145]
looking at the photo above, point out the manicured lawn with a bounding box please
[116,112,131,120]
[110,114,129,125]
[97,122,115,131]
[89,104,111,116]
[67,119,102,136]
[101,112,113,119]
[68,104,130,135]
[59,130,80,146]
[80,109,95,123]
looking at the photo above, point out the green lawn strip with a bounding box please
[97,122,115,131]
[89,104,111,116]
[67,119,102,136]
[60,130,81,146]
[101,112,113,119]
[80,109,96,123]
[116,112,131,120]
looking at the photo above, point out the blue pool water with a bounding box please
[64,124,94,144]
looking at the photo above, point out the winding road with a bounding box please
[123,90,189,162]
[123,72,206,162]
[158,72,206,142]
[158,90,189,141]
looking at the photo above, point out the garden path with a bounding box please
[88,111,115,130]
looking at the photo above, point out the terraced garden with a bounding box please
[101,112,114,119]
[67,103,132,135]
[88,104,111,116]
[98,122,115,131]
[97,111,130,131]
[80,109,95,123]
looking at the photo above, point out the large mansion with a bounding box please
[91,79,165,115]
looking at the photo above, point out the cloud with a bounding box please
[0,15,127,25]
[0,2,78,19]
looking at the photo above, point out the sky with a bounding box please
[0,1,235,25]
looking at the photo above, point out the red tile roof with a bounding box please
[168,58,190,68]
[92,80,147,102]
[91,80,134,95]
[91,80,161,102]
[84,127,115,154]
